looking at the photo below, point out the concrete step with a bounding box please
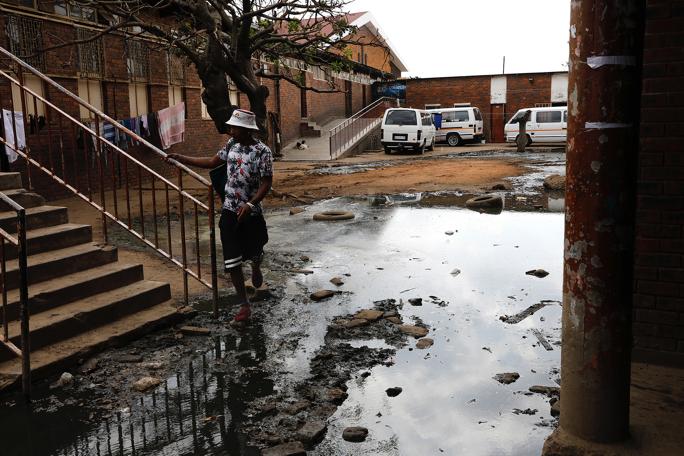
[0,280,171,361]
[2,223,92,260]
[3,263,144,321]
[0,188,46,211]
[3,242,118,290]
[0,172,22,191]
[0,205,69,234]
[0,299,185,390]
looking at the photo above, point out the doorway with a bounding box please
[490,104,506,143]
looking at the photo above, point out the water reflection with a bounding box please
[1,326,272,456]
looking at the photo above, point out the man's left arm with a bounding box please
[237,175,272,222]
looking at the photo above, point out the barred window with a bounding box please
[54,1,97,22]
[167,52,185,85]
[5,15,45,72]
[76,28,104,78]
[126,40,150,81]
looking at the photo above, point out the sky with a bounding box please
[349,0,571,78]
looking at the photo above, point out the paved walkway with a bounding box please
[281,117,345,161]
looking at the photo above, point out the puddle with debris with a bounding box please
[1,197,564,455]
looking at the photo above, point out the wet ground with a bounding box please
[0,185,566,455]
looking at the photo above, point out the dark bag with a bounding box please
[210,165,227,202]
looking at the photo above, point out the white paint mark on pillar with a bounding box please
[570,24,577,39]
[585,122,632,130]
[570,86,579,116]
[587,55,636,69]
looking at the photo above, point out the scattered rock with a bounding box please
[291,269,314,275]
[360,371,371,378]
[342,427,368,442]
[398,325,429,338]
[450,268,461,276]
[493,372,520,384]
[525,269,549,278]
[310,290,336,301]
[513,408,538,415]
[53,372,74,388]
[79,358,99,374]
[330,277,344,286]
[550,398,561,417]
[262,441,306,456]
[326,387,348,404]
[140,362,165,370]
[529,385,561,397]
[408,298,422,306]
[386,316,402,325]
[296,419,327,444]
[179,326,211,336]
[416,338,434,349]
[445,230,454,235]
[114,354,143,363]
[543,174,566,191]
[339,318,369,328]
[499,301,557,324]
[491,182,512,190]
[482,346,492,353]
[300,255,310,262]
[289,207,305,216]
[354,309,384,321]
[282,400,311,415]
[132,376,161,392]
[386,387,403,397]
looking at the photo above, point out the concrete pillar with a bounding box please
[553,0,645,446]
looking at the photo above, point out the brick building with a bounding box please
[374,71,569,143]
[0,2,404,197]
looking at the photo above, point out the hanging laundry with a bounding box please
[140,115,149,137]
[102,121,116,144]
[157,102,185,150]
[146,112,162,149]
[2,109,26,163]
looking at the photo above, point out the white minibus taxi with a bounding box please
[426,106,484,146]
[380,108,436,154]
[504,106,568,145]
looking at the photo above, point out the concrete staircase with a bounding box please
[0,172,182,392]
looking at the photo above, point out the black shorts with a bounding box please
[219,209,268,270]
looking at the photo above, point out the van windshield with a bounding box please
[508,111,528,124]
[385,110,417,125]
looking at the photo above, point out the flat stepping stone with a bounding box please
[398,324,429,338]
[310,290,336,301]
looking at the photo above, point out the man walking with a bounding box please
[167,109,273,323]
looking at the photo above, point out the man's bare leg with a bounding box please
[229,265,251,321]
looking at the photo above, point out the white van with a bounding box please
[380,108,436,154]
[504,106,568,145]
[426,106,484,146]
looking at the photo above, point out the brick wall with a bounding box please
[632,0,684,366]
[404,73,554,142]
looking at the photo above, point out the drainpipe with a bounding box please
[552,0,645,446]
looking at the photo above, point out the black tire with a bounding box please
[414,141,425,155]
[515,134,532,147]
[427,137,435,151]
[313,210,355,221]
[384,147,392,155]
[447,134,462,147]
[465,194,504,209]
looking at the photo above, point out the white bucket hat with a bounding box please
[225,109,259,130]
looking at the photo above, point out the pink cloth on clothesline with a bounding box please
[157,102,185,150]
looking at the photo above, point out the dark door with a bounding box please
[300,88,308,118]
[345,80,353,117]
[490,104,506,143]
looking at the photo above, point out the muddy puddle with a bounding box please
[1,197,564,455]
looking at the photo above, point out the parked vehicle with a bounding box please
[380,108,436,154]
[504,106,568,145]
[426,106,484,146]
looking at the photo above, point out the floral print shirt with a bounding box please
[216,138,273,214]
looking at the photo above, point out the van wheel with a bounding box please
[384,147,392,155]
[447,134,462,147]
[427,138,435,151]
[516,134,532,147]
[415,142,425,155]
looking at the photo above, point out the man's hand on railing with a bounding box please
[165,153,184,164]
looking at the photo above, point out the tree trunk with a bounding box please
[200,66,232,134]
[246,84,270,140]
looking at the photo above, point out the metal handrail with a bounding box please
[0,46,219,316]
[329,97,399,159]
[0,191,30,398]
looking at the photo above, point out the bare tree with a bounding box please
[46,0,386,135]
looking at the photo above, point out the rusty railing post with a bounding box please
[17,207,30,399]
[551,0,646,447]
[208,187,219,318]
[178,170,188,305]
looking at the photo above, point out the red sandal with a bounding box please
[232,305,251,323]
